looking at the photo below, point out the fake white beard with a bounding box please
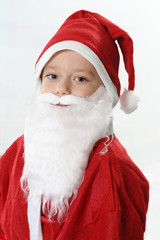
[21,86,113,223]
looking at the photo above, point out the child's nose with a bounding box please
[55,78,71,97]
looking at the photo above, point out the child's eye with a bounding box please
[75,77,86,82]
[47,74,57,79]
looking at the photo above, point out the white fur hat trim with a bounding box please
[120,88,139,114]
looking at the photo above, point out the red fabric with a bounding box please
[35,10,135,95]
[0,135,149,240]
[0,235,8,240]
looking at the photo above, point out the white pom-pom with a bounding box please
[120,88,139,114]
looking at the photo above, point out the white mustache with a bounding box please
[35,92,91,106]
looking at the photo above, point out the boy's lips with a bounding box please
[56,103,69,107]
[49,103,69,107]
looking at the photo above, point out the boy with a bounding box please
[0,10,149,240]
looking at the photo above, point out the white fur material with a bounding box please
[21,86,113,240]
[35,92,92,106]
[120,88,139,114]
[27,193,43,240]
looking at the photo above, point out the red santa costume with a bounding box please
[0,10,149,240]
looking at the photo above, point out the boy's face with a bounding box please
[41,50,103,98]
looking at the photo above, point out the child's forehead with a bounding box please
[47,50,89,63]
[44,50,97,74]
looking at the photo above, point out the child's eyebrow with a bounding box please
[74,68,94,75]
[44,66,95,75]
[44,65,59,71]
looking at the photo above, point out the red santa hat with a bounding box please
[35,10,138,113]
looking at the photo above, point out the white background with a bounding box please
[0,0,160,239]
